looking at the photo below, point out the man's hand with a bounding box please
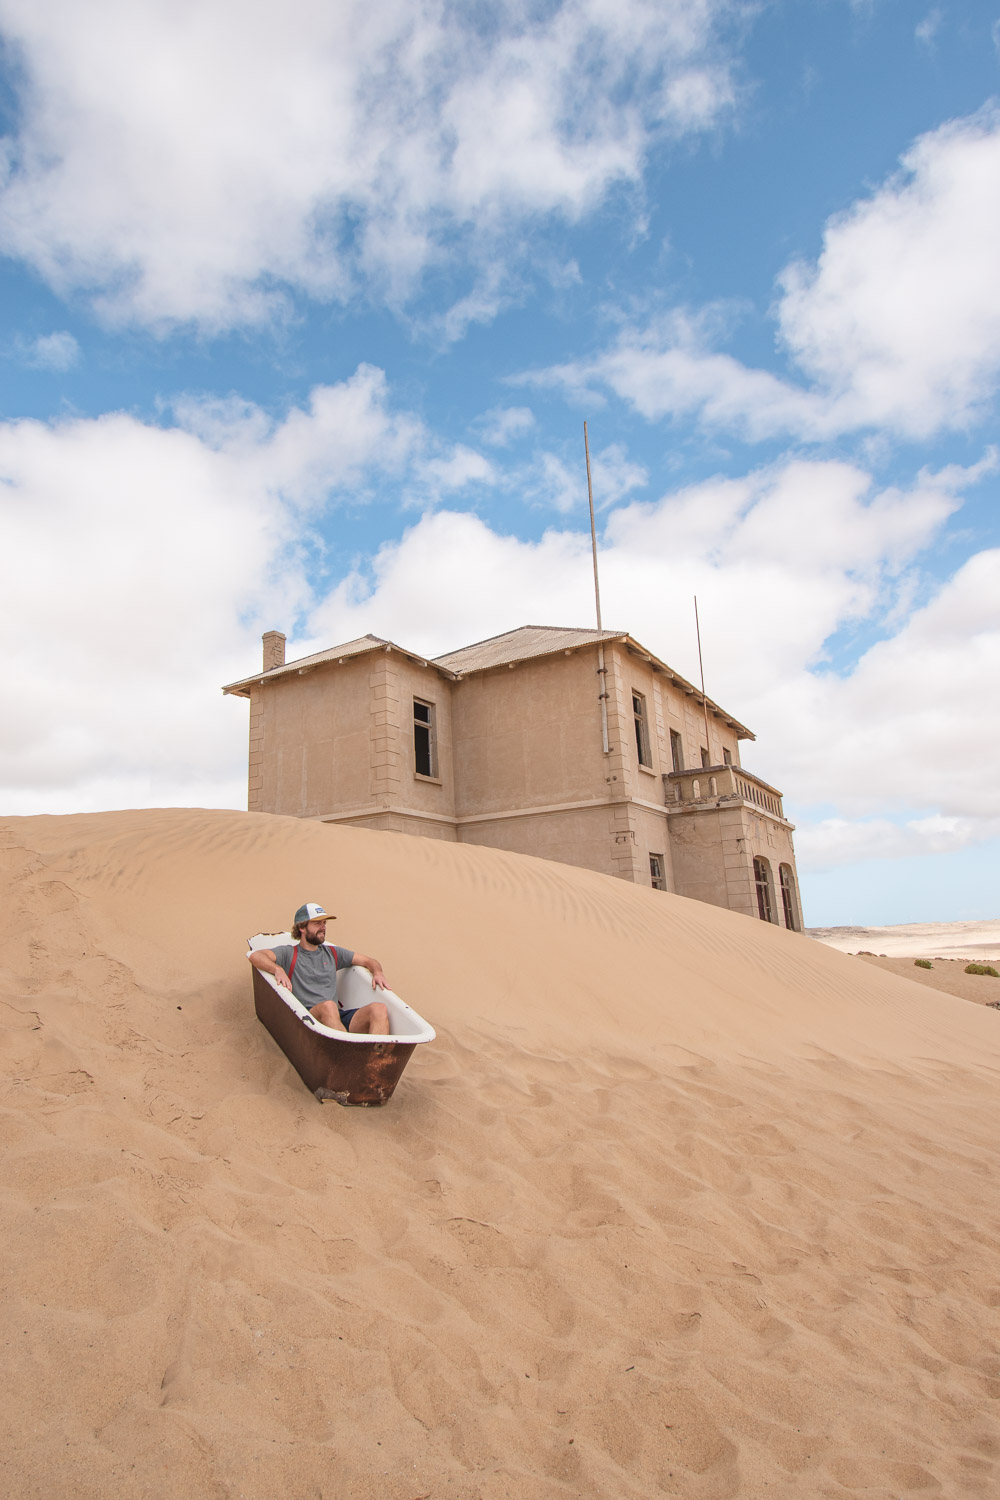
[354,952,388,991]
[249,950,293,990]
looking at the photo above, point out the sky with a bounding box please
[0,0,998,927]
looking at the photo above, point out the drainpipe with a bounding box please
[584,422,610,755]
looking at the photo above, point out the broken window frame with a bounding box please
[413,698,438,779]
[632,691,652,769]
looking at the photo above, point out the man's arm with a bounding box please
[351,952,388,990]
[249,948,293,990]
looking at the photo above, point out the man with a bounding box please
[249,902,390,1035]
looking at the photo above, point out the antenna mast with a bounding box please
[694,594,713,765]
[584,422,609,754]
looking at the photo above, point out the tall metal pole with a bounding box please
[694,594,713,765]
[584,422,609,754]
[584,421,603,632]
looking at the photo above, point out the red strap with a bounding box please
[288,943,335,978]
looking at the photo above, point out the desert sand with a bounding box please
[808,919,1000,962]
[2,807,1000,1500]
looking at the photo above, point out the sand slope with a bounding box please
[850,954,1000,1008]
[2,808,999,1500]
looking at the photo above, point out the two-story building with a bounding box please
[222,624,802,928]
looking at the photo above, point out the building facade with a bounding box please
[223,625,802,929]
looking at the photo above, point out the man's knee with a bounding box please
[311,1001,345,1030]
[350,1001,390,1035]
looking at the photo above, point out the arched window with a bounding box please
[753,856,775,924]
[779,864,800,931]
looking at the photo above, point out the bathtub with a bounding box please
[247,933,435,1106]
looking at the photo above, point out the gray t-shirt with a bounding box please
[271,943,355,1011]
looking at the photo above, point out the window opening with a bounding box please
[700,746,710,768]
[779,865,799,931]
[753,857,774,923]
[649,854,666,891]
[413,698,437,778]
[632,692,651,768]
[670,729,684,772]
[723,748,732,766]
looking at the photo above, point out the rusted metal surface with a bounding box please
[252,967,417,1106]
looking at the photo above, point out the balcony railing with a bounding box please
[663,765,785,820]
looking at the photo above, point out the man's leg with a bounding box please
[310,1000,347,1031]
[347,1002,390,1036]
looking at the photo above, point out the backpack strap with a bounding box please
[288,945,298,980]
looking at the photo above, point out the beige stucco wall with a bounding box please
[388,657,456,818]
[330,810,458,841]
[450,651,608,818]
[668,803,801,927]
[249,651,457,822]
[255,659,371,816]
[606,645,743,782]
[458,803,621,876]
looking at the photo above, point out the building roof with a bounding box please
[221,633,454,698]
[432,625,754,738]
[222,622,754,738]
[433,624,625,674]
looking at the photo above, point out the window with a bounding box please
[670,729,684,772]
[779,865,800,931]
[649,854,666,891]
[753,856,775,924]
[632,692,651,768]
[700,746,710,768]
[413,698,437,778]
[723,747,732,766]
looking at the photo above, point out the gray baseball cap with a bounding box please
[293,902,335,925]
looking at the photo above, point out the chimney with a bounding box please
[262,630,286,672]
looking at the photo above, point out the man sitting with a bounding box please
[249,902,390,1035]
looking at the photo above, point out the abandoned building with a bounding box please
[222,624,802,929]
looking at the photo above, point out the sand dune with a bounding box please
[2,808,999,1499]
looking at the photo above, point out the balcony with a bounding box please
[663,765,786,821]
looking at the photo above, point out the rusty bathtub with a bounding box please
[247,933,435,1106]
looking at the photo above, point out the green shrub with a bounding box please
[964,963,999,978]
[914,959,932,970]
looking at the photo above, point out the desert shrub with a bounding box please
[914,959,932,970]
[964,963,999,978]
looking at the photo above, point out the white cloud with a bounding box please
[476,406,536,447]
[915,9,942,46]
[503,441,648,513]
[0,366,480,810]
[527,107,1000,441]
[796,813,1000,873]
[777,106,1000,436]
[0,0,738,330]
[15,329,79,369]
[414,445,495,496]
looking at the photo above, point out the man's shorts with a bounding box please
[304,1003,360,1030]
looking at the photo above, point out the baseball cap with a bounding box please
[293,902,335,925]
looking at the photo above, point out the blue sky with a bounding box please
[0,0,998,926]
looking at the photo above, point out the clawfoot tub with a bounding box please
[247,933,435,1106]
